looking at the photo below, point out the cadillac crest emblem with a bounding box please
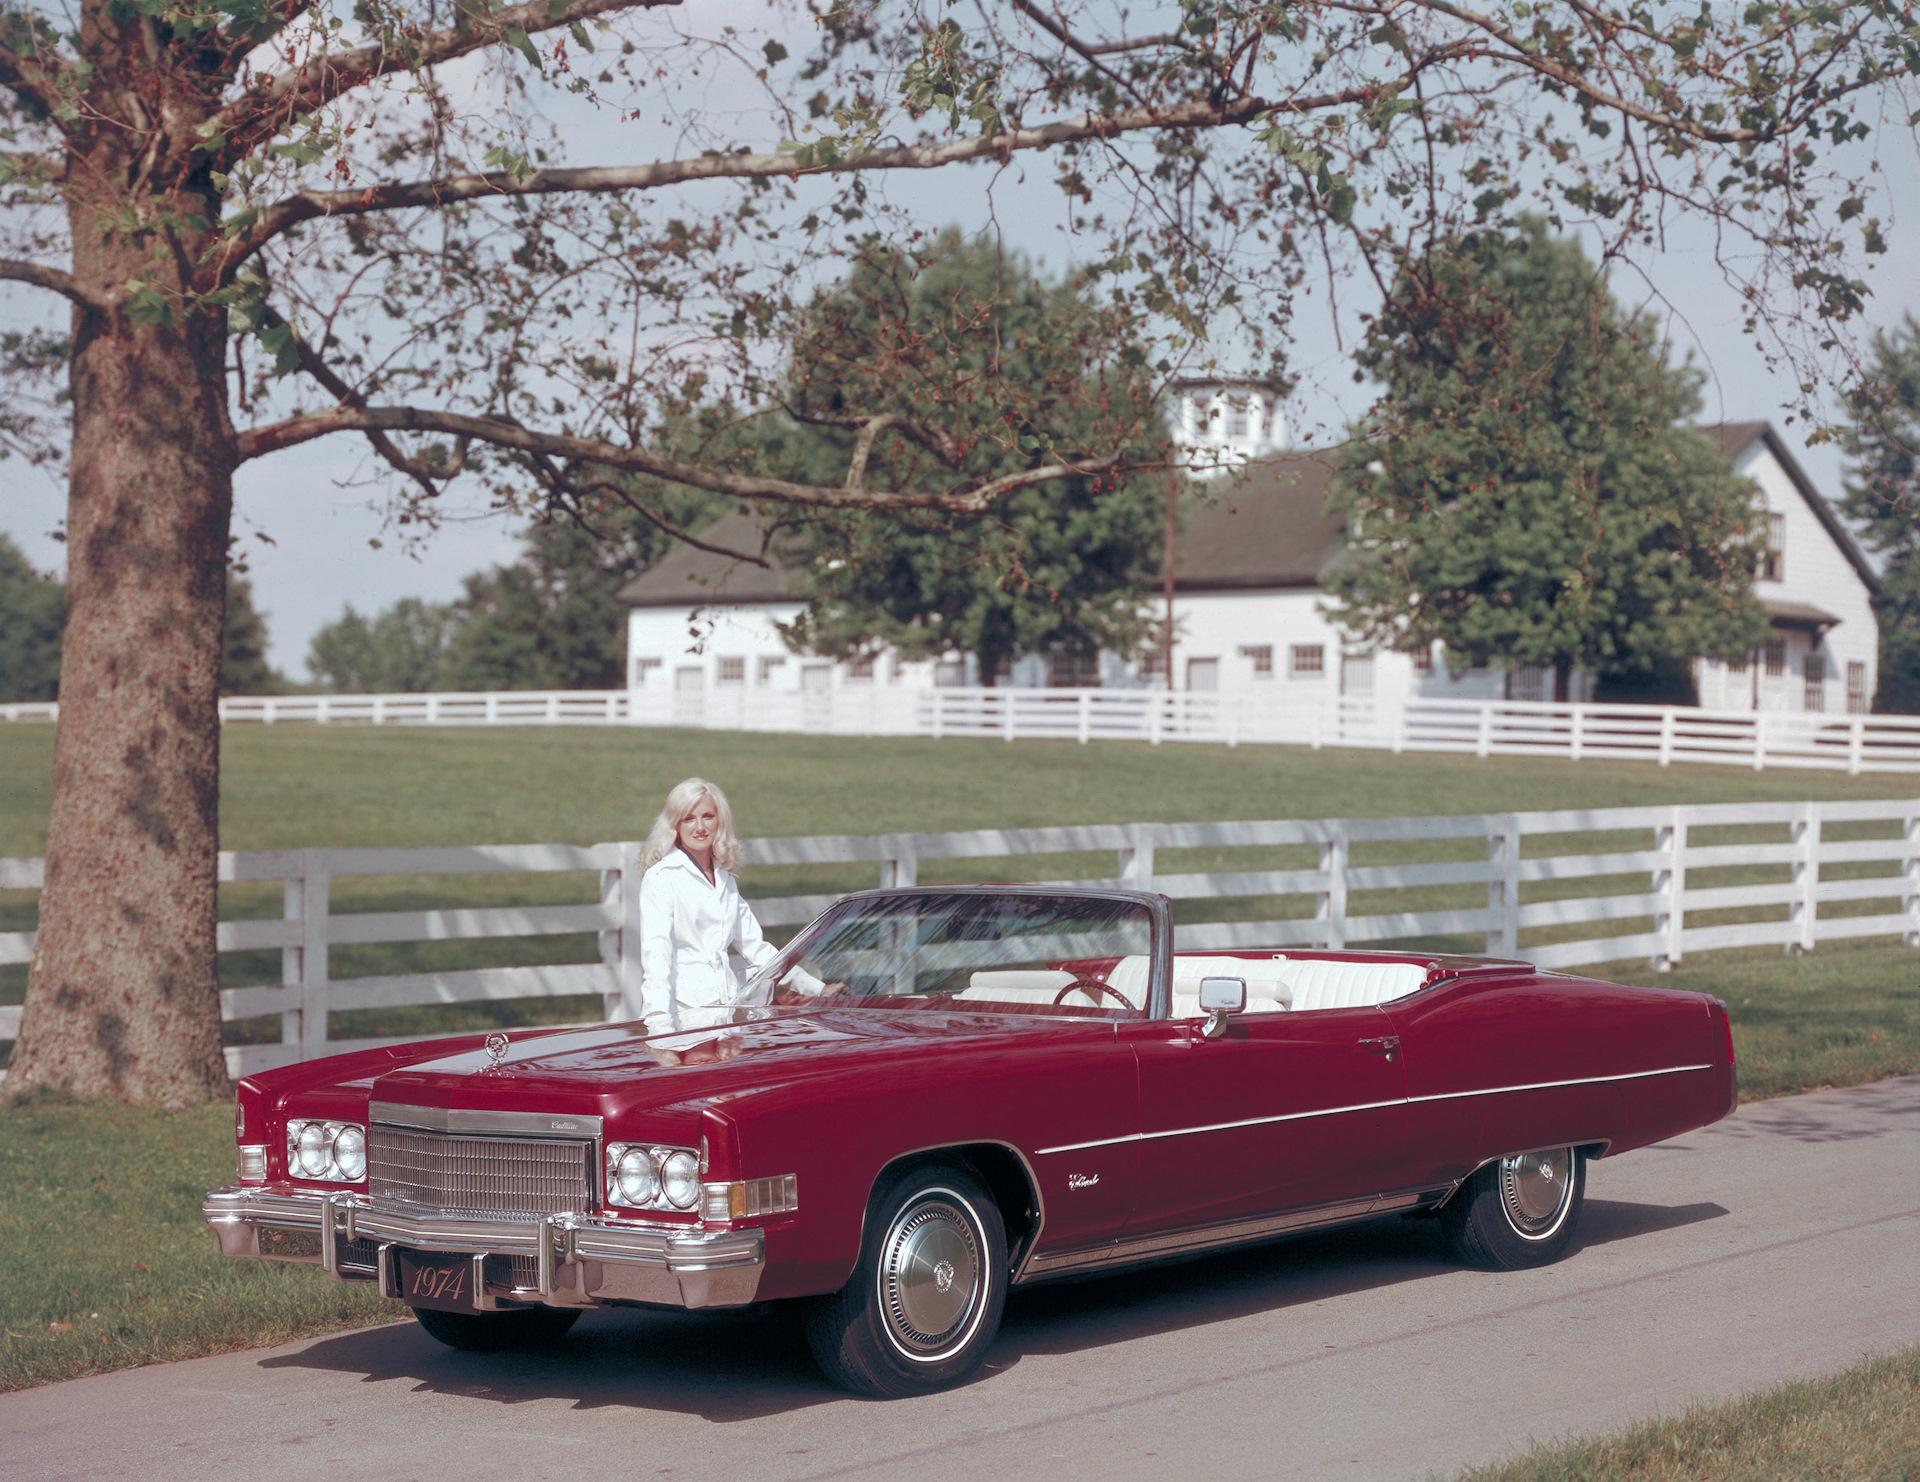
[484,1032,510,1068]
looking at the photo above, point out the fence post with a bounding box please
[1391,703,1407,755]
[1848,718,1864,776]
[297,851,330,1060]
[1651,809,1686,972]
[1906,803,1920,948]
[1078,692,1092,745]
[615,840,646,1022]
[1004,692,1016,743]
[317,695,331,725]
[1475,703,1492,759]
[486,693,500,724]
[1149,693,1163,746]
[597,852,625,1024]
[1119,824,1156,892]
[1788,801,1820,955]
[1311,699,1324,751]
[1658,708,1675,768]
[880,838,919,889]
[279,864,304,1055]
[1486,814,1520,957]
[1569,705,1584,762]
[1753,711,1768,771]
[1316,822,1348,950]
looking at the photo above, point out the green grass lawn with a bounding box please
[1453,1344,1920,1481]
[3,726,1913,1046]
[0,1093,397,1394]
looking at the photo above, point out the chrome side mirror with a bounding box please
[1198,976,1247,1040]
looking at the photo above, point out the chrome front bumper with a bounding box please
[202,1186,765,1310]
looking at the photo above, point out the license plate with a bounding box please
[395,1250,481,1313]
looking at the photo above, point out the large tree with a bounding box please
[1839,314,1920,714]
[1,0,1913,1101]
[1327,222,1770,699]
[778,235,1165,685]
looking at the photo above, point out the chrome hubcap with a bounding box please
[881,1194,982,1358]
[1500,1147,1574,1238]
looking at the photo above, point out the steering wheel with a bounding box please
[1052,978,1138,1012]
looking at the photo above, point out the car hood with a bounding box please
[366,1006,1115,1122]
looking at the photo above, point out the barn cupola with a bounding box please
[1170,378,1286,470]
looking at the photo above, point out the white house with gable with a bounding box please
[618,399,1882,714]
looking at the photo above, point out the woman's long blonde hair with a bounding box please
[641,777,743,873]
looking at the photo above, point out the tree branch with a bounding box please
[210,0,680,165]
[256,301,469,493]
[1415,0,1875,145]
[0,259,107,312]
[570,477,774,567]
[233,404,1126,512]
[217,91,1318,273]
[0,40,66,114]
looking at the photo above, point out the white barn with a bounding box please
[617,415,1881,714]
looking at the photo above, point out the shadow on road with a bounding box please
[252,1194,1726,1421]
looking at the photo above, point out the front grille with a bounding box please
[369,1125,594,1221]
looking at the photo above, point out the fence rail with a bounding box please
[2,799,1913,1081]
[8,688,1916,773]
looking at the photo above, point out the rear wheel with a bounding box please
[1442,1145,1584,1270]
[804,1160,1008,1398]
[411,1304,582,1351]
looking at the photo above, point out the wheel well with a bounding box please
[873,1143,1041,1271]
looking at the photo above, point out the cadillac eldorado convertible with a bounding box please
[204,885,1738,1396]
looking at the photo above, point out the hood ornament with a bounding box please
[484,1032,510,1069]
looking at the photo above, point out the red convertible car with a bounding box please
[205,886,1737,1396]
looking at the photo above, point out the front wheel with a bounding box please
[411,1303,582,1351]
[804,1161,1008,1398]
[1441,1145,1585,1270]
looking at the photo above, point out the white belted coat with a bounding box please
[637,847,778,1033]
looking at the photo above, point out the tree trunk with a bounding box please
[1554,662,1571,704]
[9,190,235,1104]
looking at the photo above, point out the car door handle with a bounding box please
[1358,1036,1400,1060]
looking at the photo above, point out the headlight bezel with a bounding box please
[605,1142,704,1212]
[283,1118,369,1183]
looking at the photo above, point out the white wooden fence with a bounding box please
[2,799,1912,1079]
[6,688,1915,773]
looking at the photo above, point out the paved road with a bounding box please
[4,1078,1916,1481]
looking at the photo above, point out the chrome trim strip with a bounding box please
[1018,1189,1428,1283]
[368,1102,603,1139]
[1405,1064,1714,1104]
[1033,1063,1714,1156]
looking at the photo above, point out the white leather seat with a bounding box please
[951,969,1079,1006]
[1278,957,1426,1012]
[1167,954,1294,1019]
[1162,954,1427,1016]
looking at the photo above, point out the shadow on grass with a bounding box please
[249,1196,1725,1421]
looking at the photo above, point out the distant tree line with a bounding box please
[1840,315,1920,715]
[0,538,284,702]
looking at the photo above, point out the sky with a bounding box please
[3,14,1916,679]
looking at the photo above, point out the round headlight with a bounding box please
[661,1149,700,1210]
[332,1124,367,1181]
[616,1147,658,1206]
[296,1122,332,1177]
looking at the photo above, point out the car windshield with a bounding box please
[744,892,1155,1017]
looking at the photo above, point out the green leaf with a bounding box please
[501,27,542,68]
[568,20,592,49]
[763,39,787,64]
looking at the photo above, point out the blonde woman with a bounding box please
[637,778,779,1035]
